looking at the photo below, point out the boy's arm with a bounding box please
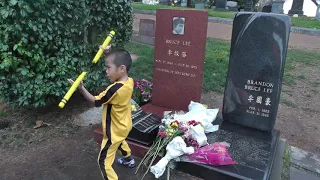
[94,83,123,107]
[79,86,95,104]
[67,79,95,105]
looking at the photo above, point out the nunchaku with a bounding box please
[58,30,116,108]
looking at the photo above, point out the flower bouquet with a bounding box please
[177,142,237,166]
[135,102,235,179]
[133,79,152,106]
[135,117,185,179]
[135,111,210,179]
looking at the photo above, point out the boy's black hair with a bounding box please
[105,49,132,72]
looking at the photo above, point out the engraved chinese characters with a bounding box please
[223,12,291,131]
[151,9,208,111]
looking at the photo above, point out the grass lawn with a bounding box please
[126,38,320,93]
[132,3,320,29]
[133,3,236,19]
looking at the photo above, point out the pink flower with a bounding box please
[188,120,196,126]
[158,132,167,137]
[179,126,188,132]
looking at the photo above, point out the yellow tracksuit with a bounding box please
[94,77,133,180]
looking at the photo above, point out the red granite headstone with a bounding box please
[151,9,208,111]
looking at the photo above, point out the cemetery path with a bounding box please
[0,126,201,180]
[134,13,320,52]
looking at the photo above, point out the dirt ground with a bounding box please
[0,93,201,180]
[0,126,200,180]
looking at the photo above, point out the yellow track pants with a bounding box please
[98,138,131,180]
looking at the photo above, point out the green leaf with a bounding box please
[21,68,28,75]
[13,44,18,50]
[20,9,27,17]
[9,0,18,6]
[25,5,34,13]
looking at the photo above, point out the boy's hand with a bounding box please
[67,79,84,91]
[99,44,112,54]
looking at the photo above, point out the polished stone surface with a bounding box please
[223,12,291,131]
[127,109,161,145]
[150,9,208,111]
[175,119,280,180]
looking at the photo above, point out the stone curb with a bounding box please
[134,9,320,37]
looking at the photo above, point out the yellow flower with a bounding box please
[201,125,205,131]
[202,104,208,109]
[131,105,137,111]
[171,122,178,128]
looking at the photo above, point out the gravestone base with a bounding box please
[175,120,280,180]
[288,10,304,16]
[94,119,281,180]
[141,103,173,118]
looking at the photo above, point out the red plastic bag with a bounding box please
[182,142,236,166]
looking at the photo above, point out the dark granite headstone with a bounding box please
[146,9,208,111]
[127,107,161,145]
[176,120,280,180]
[223,12,290,132]
[288,0,304,15]
[316,5,320,20]
[244,0,253,11]
[215,0,227,10]
[262,5,272,13]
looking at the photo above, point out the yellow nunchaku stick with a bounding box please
[92,30,116,64]
[58,30,116,108]
[58,72,87,108]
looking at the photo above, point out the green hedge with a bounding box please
[0,0,133,107]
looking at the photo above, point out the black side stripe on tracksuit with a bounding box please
[95,83,123,107]
[99,104,113,180]
[118,143,128,157]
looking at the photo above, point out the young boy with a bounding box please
[68,45,135,180]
